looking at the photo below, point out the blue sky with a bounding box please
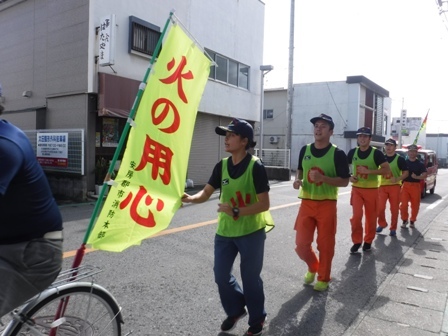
[263,0,448,133]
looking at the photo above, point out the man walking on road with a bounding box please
[293,114,350,292]
[400,144,427,229]
[347,127,390,253]
[376,138,408,237]
[181,118,273,336]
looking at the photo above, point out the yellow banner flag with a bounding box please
[87,24,211,252]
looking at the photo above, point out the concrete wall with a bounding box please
[0,0,90,114]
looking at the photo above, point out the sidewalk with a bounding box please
[345,204,448,336]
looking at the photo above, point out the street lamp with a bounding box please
[259,65,274,159]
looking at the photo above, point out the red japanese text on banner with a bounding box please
[87,24,211,252]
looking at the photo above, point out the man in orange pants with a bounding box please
[376,138,408,237]
[400,144,427,229]
[293,114,350,291]
[347,127,390,253]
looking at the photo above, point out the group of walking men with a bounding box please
[181,114,427,335]
[293,113,427,293]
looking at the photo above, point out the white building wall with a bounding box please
[254,88,288,150]
[88,0,266,186]
[264,78,390,170]
[347,84,361,130]
[426,135,448,161]
[90,0,265,122]
[290,81,354,169]
[383,97,392,136]
[1,0,266,196]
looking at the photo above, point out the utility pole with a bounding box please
[259,65,274,159]
[286,0,295,171]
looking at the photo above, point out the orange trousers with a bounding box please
[400,182,421,222]
[294,199,337,282]
[350,187,378,245]
[377,185,401,231]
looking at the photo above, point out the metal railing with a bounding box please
[254,148,290,169]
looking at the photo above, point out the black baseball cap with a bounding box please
[215,118,256,148]
[385,138,397,146]
[356,127,372,136]
[407,144,418,151]
[310,113,334,130]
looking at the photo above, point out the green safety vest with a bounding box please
[217,156,274,237]
[352,147,379,188]
[299,144,338,200]
[380,154,402,186]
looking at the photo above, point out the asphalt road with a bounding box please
[59,169,448,336]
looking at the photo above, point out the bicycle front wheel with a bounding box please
[9,283,122,336]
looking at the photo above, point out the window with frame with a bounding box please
[215,55,228,82]
[239,64,249,89]
[129,16,161,57]
[205,48,250,90]
[263,109,274,119]
[228,60,238,86]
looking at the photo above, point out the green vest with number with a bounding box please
[217,156,274,237]
[299,144,338,200]
[380,154,402,186]
[352,147,379,188]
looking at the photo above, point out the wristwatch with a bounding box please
[232,207,240,219]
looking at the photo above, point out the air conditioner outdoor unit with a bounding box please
[269,136,279,144]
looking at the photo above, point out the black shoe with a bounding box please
[220,308,247,332]
[244,320,265,336]
[410,221,415,228]
[362,242,372,252]
[350,243,361,254]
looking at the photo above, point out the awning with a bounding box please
[98,73,140,118]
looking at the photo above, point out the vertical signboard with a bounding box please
[400,109,407,127]
[98,15,116,66]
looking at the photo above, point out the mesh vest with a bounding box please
[299,144,338,200]
[352,147,379,188]
[380,154,402,186]
[217,156,274,237]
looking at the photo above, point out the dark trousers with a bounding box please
[214,229,266,327]
[0,238,63,316]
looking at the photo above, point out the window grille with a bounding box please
[129,16,161,57]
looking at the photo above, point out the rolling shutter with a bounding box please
[187,113,232,186]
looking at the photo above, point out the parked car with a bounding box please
[395,148,438,198]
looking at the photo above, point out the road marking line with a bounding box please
[407,286,428,293]
[426,194,448,210]
[61,189,369,258]
[63,248,95,258]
